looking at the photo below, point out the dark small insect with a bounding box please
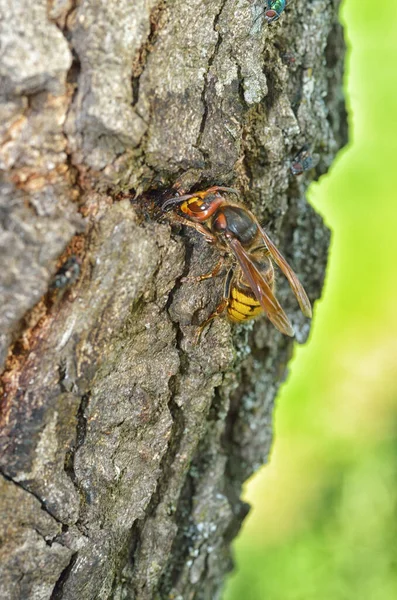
[163,186,311,341]
[50,256,81,291]
[252,0,290,30]
[290,146,319,176]
[280,51,296,66]
[264,0,287,23]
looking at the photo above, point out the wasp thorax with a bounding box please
[214,206,258,245]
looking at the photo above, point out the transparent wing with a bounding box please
[258,226,312,318]
[227,236,294,337]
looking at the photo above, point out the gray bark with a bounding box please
[0,0,346,598]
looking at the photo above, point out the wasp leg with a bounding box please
[194,299,228,345]
[181,256,225,283]
[194,268,233,344]
[166,212,217,244]
[170,179,188,196]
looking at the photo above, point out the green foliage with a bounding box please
[224,0,397,597]
[226,440,397,600]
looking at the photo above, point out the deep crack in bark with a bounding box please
[195,0,229,157]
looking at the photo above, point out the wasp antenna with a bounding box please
[162,194,195,211]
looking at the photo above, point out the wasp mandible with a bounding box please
[163,187,312,340]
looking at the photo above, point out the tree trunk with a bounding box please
[0,1,346,598]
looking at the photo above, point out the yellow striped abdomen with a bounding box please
[227,286,262,322]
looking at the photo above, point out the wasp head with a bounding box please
[162,186,238,222]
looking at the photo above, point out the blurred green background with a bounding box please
[224,0,397,598]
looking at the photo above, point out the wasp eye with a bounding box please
[185,198,209,213]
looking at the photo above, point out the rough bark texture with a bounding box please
[0,1,346,598]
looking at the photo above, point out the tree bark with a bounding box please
[0,1,346,598]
